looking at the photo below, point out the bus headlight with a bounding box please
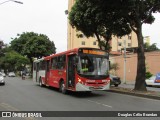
[78,78,84,84]
[78,78,81,82]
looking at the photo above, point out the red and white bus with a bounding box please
[33,47,110,94]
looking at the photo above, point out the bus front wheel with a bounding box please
[60,81,67,94]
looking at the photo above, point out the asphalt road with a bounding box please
[0,77,160,120]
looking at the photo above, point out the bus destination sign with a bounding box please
[82,49,106,55]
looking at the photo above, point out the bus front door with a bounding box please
[45,60,50,85]
[67,55,76,88]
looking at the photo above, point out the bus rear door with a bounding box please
[45,60,50,86]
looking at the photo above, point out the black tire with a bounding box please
[147,85,152,87]
[85,91,92,94]
[60,81,67,94]
[114,84,118,87]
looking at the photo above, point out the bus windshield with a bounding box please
[76,54,108,78]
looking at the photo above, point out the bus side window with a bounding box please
[57,55,66,70]
[61,55,66,69]
[39,61,45,70]
[51,55,66,70]
[51,58,57,69]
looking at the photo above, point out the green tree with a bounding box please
[144,43,159,52]
[69,0,160,91]
[150,43,159,51]
[0,44,12,71]
[0,51,29,73]
[109,63,119,75]
[10,32,56,72]
[145,63,153,79]
[11,32,56,57]
[0,41,4,57]
[144,42,150,51]
[23,34,56,59]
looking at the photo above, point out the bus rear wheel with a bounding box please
[60,81,67,94]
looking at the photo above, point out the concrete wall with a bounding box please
[110,51,160,82]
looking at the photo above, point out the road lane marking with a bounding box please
[87,100,112,108]
[0,102,19,111]
[0,103,36,120]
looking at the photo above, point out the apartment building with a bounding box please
[67,0,138,51]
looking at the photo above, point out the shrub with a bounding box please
[146,71,153,79]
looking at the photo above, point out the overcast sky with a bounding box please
[142,13,160,48]
[0,0,68,53]
[0,0,160,53]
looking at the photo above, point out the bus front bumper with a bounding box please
[75,82,110,91]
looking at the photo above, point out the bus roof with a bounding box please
[43,47,106,60]
[44,48,79,60]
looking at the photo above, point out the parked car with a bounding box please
[0,72,6,77]
[0,73,5,85]
[145,73,160,86]
[110,74,121,87]
[2,72,6,77]
[8,72,16,77]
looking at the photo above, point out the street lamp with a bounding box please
[0,0,23,5]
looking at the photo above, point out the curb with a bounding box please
[108,88,160,100]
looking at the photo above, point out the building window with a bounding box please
[118,42,122,46]
[128,43,131,47]
[81,41,85,45]
[128,36,131,40]
[93,41,96,45]
[118,50,121,52]
[117,36,121,39]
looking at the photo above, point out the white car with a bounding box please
[8,72,16,77]
[2,73,6,77]
[0,73,5,85]
[145,73,160,86]
[0,72,6,77]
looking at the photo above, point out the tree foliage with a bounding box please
[144,43,159,51]
[69,0,160,91]
[0,41,4,57]
[0,51,29,72]
[11,32,56,59]
[109,63,119,75]
[10,32,56,74]
[110,63,119,71]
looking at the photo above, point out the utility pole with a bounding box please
[123,39,126,84]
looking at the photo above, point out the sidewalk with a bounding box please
[109,81,160,100]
